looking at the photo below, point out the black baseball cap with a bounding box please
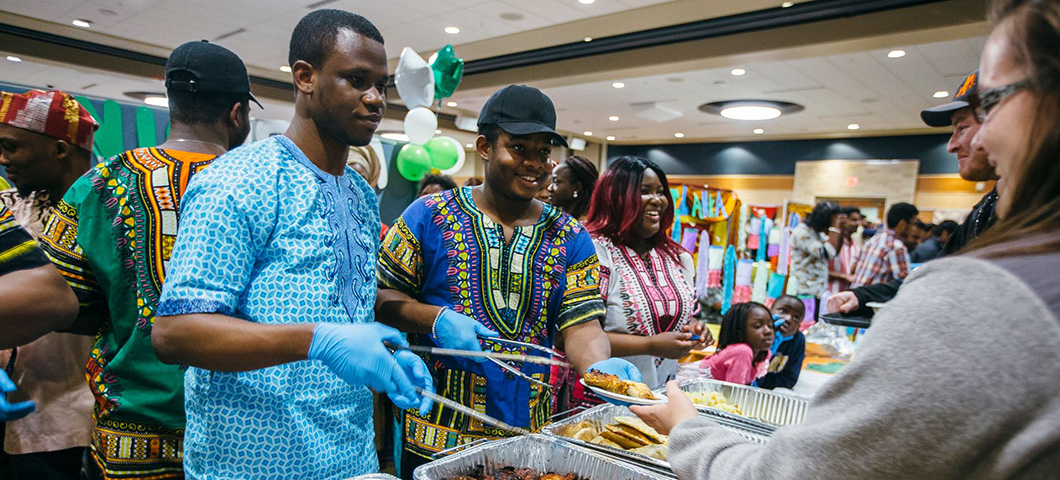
[165,40,263,109]
[920,70,977,127]
[478,84,568,148]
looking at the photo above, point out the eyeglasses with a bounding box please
[970,78,1032,122]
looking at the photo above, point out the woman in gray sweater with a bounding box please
[632,1,1060,477]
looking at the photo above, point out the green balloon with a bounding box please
[425,137,459,171]
[396,143,432,181]
[432,44,464,100]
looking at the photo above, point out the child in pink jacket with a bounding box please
[700,302,775,385]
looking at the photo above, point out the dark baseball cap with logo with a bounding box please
[478,84,568,148]
[920,70,977,127]
[165,40,263,109]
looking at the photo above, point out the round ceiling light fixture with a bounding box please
[699,100,804,121]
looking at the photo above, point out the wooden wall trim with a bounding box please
[669,174,995,194]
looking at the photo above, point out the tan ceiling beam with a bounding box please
[456,0,988,94]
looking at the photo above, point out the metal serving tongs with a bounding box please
[486,357,553,390]
[478,336,564,390]
[415,386,531,436]
[387,343,571,368]
[478,335,565,358]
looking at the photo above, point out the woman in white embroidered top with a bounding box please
[583,156,713,390]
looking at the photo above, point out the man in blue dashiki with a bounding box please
[376,85,641,477]
[153,11,432,479]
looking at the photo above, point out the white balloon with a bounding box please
[440,138,467,175]
[395,47,435,110]
[404,107,437,145]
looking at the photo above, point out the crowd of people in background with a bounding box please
[0,0,1056,479]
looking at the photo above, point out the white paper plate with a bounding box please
[580,379,667,405]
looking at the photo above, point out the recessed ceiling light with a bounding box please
[700,100,804,120]
[279,65,291,73]
[579,0,596,4]
[444,26,460,34]
[730,68,746,76]
[446,101,458,107]
[143,96,168,108]
[674,132,685,138]
[381,133,410,142]
[606,135,616,141]
[608,115,619,122]
[6,56,21,62]
[435,129,442,135]
[887,49,906,58]
[753,128,765,134]
[72,19,92,28]
[612,82,625,89]
[847,123,861,130]
[721,105,781,121]
[933,91,949,98]
[781,1,794,7]
[465,143,474,148]
[583,131,593,136]
[583,36,593,42]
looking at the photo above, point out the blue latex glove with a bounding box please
[308,323,422,408]
[770,315,794,354]
[433,308,498,362]
[588,358,643,383]
[0,370,35,421]
[391,350,434,415]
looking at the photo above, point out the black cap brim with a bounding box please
[920,100,970,127]
[496,121,569,148]
[249,93,263,110]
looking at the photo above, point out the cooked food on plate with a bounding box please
[583,370,656,400]
[684,390,742,415]
[554,416,669,461]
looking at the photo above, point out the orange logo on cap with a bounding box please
[956,73,977,98]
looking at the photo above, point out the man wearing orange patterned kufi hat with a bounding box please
[0,89,97,479]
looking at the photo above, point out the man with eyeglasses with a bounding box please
[829,71,1001,317]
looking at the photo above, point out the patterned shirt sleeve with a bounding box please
[156,162,277,317]
[889,244,910,279]
[557,227,605,331]
[377,201,428,297]
[0,204,49,276]
[38,187,107,317]
[591,237,613,304]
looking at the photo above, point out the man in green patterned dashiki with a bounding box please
[377,84,641,477]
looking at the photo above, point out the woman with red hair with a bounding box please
[584,156,713,390]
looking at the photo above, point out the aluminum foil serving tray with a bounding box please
[670,379,809,431]
[346,475,400,480]
[540,403,767,475]
[413,434,668,480]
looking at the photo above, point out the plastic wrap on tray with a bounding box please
[540,403,767,474]
[673,379,808,430]
[412,434,667,480]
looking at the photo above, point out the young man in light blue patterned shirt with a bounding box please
[154,10,432,479]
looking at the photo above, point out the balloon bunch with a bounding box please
[393,45,466,181]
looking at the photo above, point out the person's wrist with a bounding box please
[431,307,448,338]
[308,323,337,361]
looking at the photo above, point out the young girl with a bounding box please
[700,302,775,385]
